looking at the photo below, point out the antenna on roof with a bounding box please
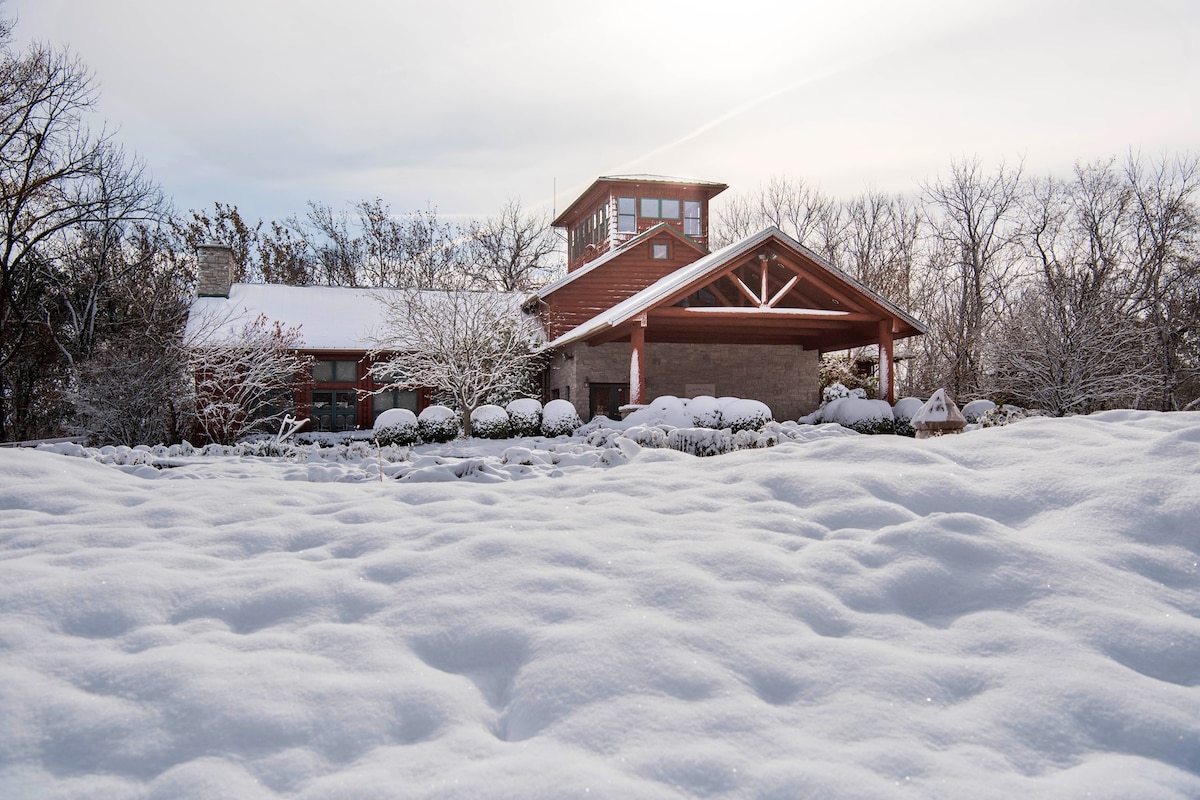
[552,177,556,220]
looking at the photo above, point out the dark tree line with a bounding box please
[713,155,1200,414]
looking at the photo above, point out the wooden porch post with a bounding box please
[630,315,647,405]
[878,319,894,404]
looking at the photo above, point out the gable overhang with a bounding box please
[527,222,709,307]
[543,227,926,351]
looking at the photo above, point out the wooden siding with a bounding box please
[544,231,704,339]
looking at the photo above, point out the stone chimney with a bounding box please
[196,244,235,298]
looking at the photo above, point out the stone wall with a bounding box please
[549,341,821,422]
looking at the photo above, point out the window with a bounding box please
[651,243,669,259]
[684,200,702,236]
[617,197,636,233]
[640,198,680,219]
[372,389,418,423]
[571,204,609,260]
[311,389,357,431]
[312,359,357,383]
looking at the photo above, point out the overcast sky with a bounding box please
[9,0,1199,226]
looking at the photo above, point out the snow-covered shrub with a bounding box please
[688,395,724,429]
[621,396,693,429]
[978,405,1027,428]
[668,427,735,457]
[621,425,669,449]
[891,396,924,438]
[373,408,419,446]
[471,404,511,439]
[819,354,878,401]
[961,399,998,424]
[824,397,895,435]
[541,399,582,437]
[822,382,853,404]
[722,398,772,433]
[418,405,460,443]
[506,398,543,437]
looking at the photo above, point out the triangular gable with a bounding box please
[530,222,708,302]
[544,227,925,350]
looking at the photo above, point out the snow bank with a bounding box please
[3,411,1199,798]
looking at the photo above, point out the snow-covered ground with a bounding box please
[1,411,1198,799]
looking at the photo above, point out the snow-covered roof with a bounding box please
[186,284,530,352]
[544,227,927,349]
[544,226,926,347]
[596,174,730,188]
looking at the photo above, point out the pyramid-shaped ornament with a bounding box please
[912,389,967,438]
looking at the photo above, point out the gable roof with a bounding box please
[544,227,926,350]
[529,222,708,303]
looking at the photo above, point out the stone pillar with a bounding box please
[196,244,236,298]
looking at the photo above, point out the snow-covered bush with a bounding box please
[962,399,998,423]
[471,404,511,439]
[619,395,773,432]
[977,404,1027,428]
[373,408,419,446]
[668,427,735,457]
[891,396,924,438]
[621,425,669,449]
[722,398,772,433]
[688,396,724,429]
[418,405,460,443]
[506,398,543,437]
[823,397,895,435]
[541,399,582,437]
[822,382,853,404]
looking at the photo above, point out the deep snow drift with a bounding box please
[1,411,1198,799]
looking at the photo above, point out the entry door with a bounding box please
[311,390,358,431]
[589,383,629,421]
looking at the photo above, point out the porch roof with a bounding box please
[543,227,926,351]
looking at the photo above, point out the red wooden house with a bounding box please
[532,175,925,420]
[187,174,925,431]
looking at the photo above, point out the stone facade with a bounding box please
[546,341,821,422]
[196,244,235,298]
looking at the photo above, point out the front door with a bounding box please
[589,383,629,421]
[311,390,358,431]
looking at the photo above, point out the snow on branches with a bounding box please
[186,312,312,445]
[368,289,545,437]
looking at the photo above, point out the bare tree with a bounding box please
[843,190,922,308]
[169,202,261,281]
[466,197,558,291]
[917,155,1025,399]
[297,201,361,287]
[186,313,313,445]
[368,289,544,436]
[711,175,839,257]
[0,28,163,440]
[989,161,1153,413]
[1125,152,1200,410]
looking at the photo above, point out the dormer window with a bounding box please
[652,243,669,259]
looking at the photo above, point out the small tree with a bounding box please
[465,198,558,291]
[186,313,312,445]
[368,289,545,437]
